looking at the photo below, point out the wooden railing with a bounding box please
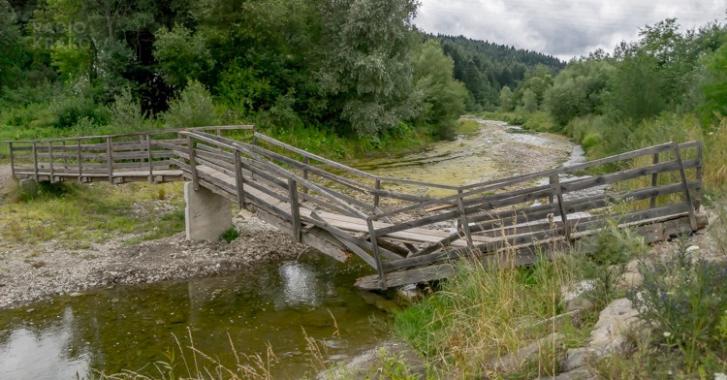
[5,126,706,289]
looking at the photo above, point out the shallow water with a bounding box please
[0,119,580,379]
[0,255,387,379]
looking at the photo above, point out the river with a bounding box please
[0,119,580,379]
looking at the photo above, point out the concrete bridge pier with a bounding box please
[184,182,233,241]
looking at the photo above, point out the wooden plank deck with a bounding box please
[5,127,707,290]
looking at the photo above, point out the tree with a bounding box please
[521,89,537,113]
[499,86,513,111]
[163,80,217,128]
[411,39,468,138]
[701,40,727,126]
[544,59,614,126]
[154,25,214,89]
[0,0,24,90]
[317,0,419,135]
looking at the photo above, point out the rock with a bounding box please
[616,271,643,290]
[561,280,595,312]
[540,366,597,380]
[562,298,641,372]
[395,284,422,303]
[489,332,564,374]
[317,341,424,380]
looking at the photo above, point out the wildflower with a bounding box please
[663,331,671,338]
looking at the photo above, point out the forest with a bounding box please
[0,0,562,156]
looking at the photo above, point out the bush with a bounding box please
[163,80,217,128]
[109,87,147,131]
[633,250,727,372]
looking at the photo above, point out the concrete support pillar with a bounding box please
[184,182,233,241]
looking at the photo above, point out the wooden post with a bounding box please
[8,142,15,179]
[32,142,39,181]
[457,189,475,252]
[106,137,113,182]
[649,152,659,208]
[234,149,246,208]
[288,178,301,242]
[77,139,83,182]
[187,136,199,191]
[48,142,54,182]
[550,174,570,242]
[672,142,698,231]
[146,134,153,182]
[373,178,382,210]
[366,217,385,289]
[303,157,310,194]
[62,141,67,171]
[216,128,222,152]
[695,141,703,210]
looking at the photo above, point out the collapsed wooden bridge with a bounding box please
[6,126,706,289]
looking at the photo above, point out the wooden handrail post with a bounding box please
[672,142,698,231]
[649,152,659,208]
[373,178,382,210]
[187,136,199,190]
[234,149,246,208]
[288,178,301,242]
[62,141,67,170]
[366,217,385,289]
[32,142,39,181]
[48,142,54,182]
[77,139,83,182]
[457,189,475,252]
[695,141,703,210]
[550,174,571,242]
[146,134,153,182]
[303,157,310,194]
[8,142,15,179]
[106,137,113,182]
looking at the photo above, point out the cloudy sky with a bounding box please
[414,0,726,60]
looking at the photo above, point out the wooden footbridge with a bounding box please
[6,126,706,289]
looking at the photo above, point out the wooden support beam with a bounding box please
[367,217,386,289]
[457,189,474,252]
[650,152,659,208]
[288,178,301,242]
[48,142,54,182]
[373,178,381,211]
[77,139,83,182]
[8,142,15,179]
[550,174,570,242]
[187,136,199,191]
[672,142,698,231]
[234,149,246,208]
[32,142,38,181]
[695,141,703,210]
[106,137,114,182]
[146,134,153,182]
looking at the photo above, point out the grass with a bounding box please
[0,180,185,248]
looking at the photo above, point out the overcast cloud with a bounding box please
[414,0,726,60]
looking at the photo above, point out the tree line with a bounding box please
[0,0,561,145]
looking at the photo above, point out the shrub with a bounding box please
[163,80,217,128]
[580,132,602,150]
[579,221,647,266]
[220,227,240,243]
[109,87,147,131]
[633,250,727,372]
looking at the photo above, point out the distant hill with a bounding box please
[432,34,565,110]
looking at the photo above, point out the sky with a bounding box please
[414,0,726,60]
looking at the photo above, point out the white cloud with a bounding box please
[414,0,726,60]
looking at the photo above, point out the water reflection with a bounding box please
[0,308,90,380]
[0,255,386,379]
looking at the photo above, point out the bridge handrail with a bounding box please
[2,125,254,144]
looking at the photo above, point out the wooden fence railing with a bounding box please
[5,126,706,290]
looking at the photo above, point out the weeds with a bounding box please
[220,227,240,243]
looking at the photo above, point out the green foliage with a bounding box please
[109,87,147,130]
[162,80,217,128]
[50,42,90,81]
[411,40,468,139]
[498,86,514,111]
[317,0,418,135]
[633,250,727,372]
[701,39,727,125]
[521,88,538,113]
[544,60,613,126]
[580,221,647,266]
[154,25,214,88]
[220,227,239,243]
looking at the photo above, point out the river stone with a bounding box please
[561,280,596,312]
[317,341,424,380]
[488,332,564,374]
[562,298,641,372]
